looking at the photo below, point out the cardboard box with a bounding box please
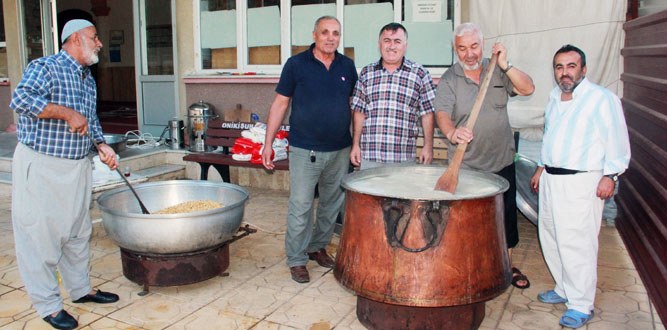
[224,104,252,122]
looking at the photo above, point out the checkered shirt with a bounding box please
[10,51,103,159]
[351,58,436,163]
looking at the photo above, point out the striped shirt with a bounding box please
[351,58,436,163]
[540,78,630,175]
[10,50,103,160]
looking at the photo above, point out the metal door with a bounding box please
[134,0,179,136]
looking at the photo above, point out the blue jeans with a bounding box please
[286,146,351,267]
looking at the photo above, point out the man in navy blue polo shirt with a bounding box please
[262,16,358,283]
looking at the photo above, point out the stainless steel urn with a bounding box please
[187,100,216,152]
[168,118,185,150]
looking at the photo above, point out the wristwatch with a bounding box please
[605,173,619,182]
[501,61,513,73]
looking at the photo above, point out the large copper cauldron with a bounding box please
[334,164,511,329]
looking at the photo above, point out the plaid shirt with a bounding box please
[11,51,103,160]
[351,58,436,163]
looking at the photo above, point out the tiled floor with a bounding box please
[0,183,664,330]
[0,130,664,329]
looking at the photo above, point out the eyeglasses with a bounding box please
[80,33,100,42]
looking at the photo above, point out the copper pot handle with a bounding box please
[382,199,449,253]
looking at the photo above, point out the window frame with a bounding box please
[194,0,459,77]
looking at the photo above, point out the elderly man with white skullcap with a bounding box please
[10,19,119,330]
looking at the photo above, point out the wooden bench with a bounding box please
[417,128,449,163]
[182,119,289,182]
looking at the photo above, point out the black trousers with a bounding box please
[496,162,519,249]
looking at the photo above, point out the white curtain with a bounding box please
[469,0,627,141]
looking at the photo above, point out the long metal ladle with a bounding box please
[87,133,151,214]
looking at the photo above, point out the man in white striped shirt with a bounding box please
[530,44,630,329]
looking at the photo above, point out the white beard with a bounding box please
[462,61,481,71]
[81,37,100,66]
[87,53,99,66]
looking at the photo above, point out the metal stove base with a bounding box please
[356,296,485,330]
[121,243,230,295]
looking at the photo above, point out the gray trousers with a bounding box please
[285,146,350,267]
[12,143,93,317]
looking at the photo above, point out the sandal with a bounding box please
[559,309,593,328]
[511,267,530,289]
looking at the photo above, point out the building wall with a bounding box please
[619,9,667,324]
[0,85,12,131]
[175,1,194,116]
[184,81,283,124]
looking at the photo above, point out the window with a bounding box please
[197,0,456,74]
[290,0,335,58]
[18,0,56,70]
[200,0,237,69]
[144,0,174,75]
[23,0,44,63]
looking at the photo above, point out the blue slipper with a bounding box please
[537,290,568,304]
[559,309,593,328]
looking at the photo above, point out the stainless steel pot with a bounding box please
[103,134,127,153]
[97,180,249,254]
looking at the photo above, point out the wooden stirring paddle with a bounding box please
[434,53,498,193]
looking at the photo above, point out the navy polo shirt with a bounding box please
[276,44,358,151]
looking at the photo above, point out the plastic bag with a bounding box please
[250,146,287,164]
[241,130,264,144]
[230,137,257,156]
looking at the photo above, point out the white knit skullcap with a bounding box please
[61,19,94,43]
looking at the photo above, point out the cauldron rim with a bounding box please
[342,164,509,201]
[97,180,248,218]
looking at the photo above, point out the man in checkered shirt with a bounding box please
[350,22,436,169]
[10,19,120,330]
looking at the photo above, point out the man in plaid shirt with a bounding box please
[350,23,436,169]
[10,19,119,330]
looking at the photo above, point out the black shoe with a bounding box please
[72,289,119,304]
[43,310,78,330]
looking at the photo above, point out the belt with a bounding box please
[544,165,585,175]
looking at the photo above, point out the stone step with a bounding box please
[0,171,9,185]
[0,157,10,173]
[0,164,185,188]
[135,164,186,181]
